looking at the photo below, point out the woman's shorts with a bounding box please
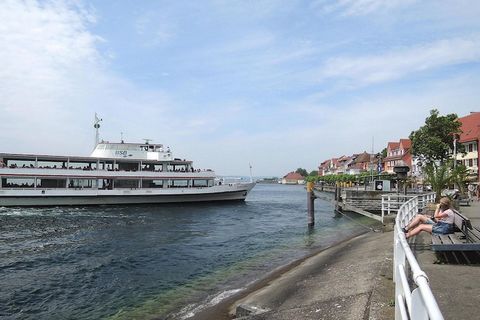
[431,221,453,234]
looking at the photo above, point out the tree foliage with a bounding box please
[295,168,308,177]
[451,164,470,195]
[423,162,454,202]
[409,109,463,165]
[381,148,387,159]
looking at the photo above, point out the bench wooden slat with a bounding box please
[432,243,480,251]
[430,209,479,252]
[437,234,452,244]
[448,234,463,244]
[432,235,443,245]
[466,228,480,242]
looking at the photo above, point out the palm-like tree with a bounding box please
[423,162,453,202]
[451,164,469,195]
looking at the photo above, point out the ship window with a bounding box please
[68,179,97,189]
[141,163,162,172]
[115,179,138,188]
[36,178,66,188]
[142,179,163,188]
[170,180,188,188]
[192,179,208,187]
[117,162,139,171]
[68,161,97,170]
[5,159,36,168]
[2,177,35,188]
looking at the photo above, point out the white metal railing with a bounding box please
[382,192,435,222]
[394,195,443,320]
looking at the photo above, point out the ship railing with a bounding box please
[393,195,443,320]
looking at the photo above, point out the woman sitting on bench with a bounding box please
[404,197,454,239]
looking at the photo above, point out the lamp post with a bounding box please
[453,136,457,169]
[394,161,410,195]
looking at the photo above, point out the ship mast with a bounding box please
[94,113,102,149]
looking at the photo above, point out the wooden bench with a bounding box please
[431,210,480,251]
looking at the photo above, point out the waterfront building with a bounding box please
[318,158,339,176]
[383,139,414,174]
[318,160,330,177]
[337,155,355,174]
[348,151,375,174]
[318,152,378,177]
[456,112,480,183]
[281,172,305,185]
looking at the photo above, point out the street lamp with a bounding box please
[453,136,457,169]
[394,161,410,195]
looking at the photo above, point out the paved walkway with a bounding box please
[413,200,480,320]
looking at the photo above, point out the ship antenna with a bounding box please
[249,163,253,183]
[94,113,102,148]
[121,132,124,143]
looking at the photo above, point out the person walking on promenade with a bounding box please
[403,197,454,239]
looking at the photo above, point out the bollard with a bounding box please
[307,181,315,227]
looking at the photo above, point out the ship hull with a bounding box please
[0,183,255,207]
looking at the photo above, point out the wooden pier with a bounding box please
[313,186,398,222]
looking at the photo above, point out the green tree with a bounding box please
[295,168,308,177]
[309,170,318,176]
[381,148,387,158]
[423,162,453,202]
[451,164,469,195]
[409,109,463,165]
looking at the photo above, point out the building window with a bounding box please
[469,144,473,152]
[469,159,474,167]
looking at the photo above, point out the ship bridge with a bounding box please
[91,142,173,161]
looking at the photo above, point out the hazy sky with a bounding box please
[1,0,479,176]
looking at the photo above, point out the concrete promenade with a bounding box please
[194,200,480,320]
[413,200,480,320]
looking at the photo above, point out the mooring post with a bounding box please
[334,184,342,213]
[307,181,315,227]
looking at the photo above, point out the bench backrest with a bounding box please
[453,209,473,231]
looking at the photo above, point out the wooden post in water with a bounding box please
[334,184,342,213]
[307,181,315,227]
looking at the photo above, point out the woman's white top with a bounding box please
[438,209,454,224]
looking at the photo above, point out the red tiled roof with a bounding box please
[352,152,372,164]
[458,112,480,143]
[399,139,411,149]
[349,163,364,170]
[387,142,399,150]
[331,158,339,166]
[283,172,304,179]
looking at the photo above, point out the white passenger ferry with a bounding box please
[0,117,255,206]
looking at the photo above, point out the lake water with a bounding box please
[0,184,380,319]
